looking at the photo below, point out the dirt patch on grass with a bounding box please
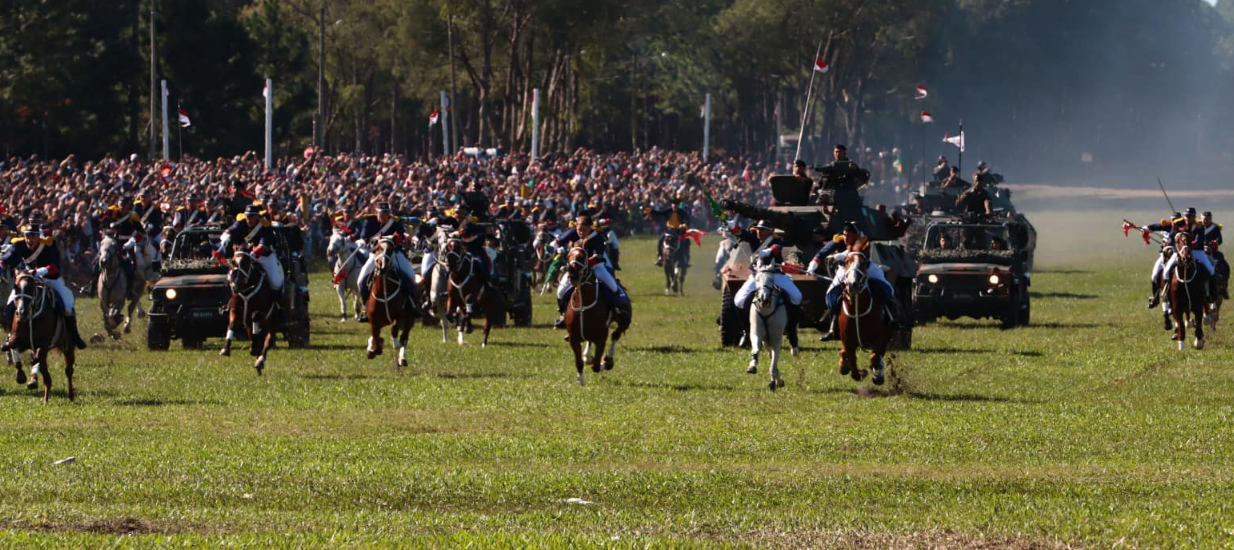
[720,527,1082,549]
[11,517,168,535]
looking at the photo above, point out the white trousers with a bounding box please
[557,264,621,300]
[828,262,891,296]
[8,276,74,313]
[359,250,415,287]
[734,273,802,309]
[256,254,285,290]
[1164,249,1215,277]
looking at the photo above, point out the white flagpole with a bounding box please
[794,41,825,163]
[703,93,711,158]
[530,88,540,160]
[440,91,451,157]
[265,78,273,170]
[161,80,170,161]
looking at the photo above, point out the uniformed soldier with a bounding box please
[551,215,630,329]
[456,179,491,220]
[105,196,144,241]
[135,190,165,235]
[214,204,284,299]
[817,144,869,211]
[654,195,692,267]
[1201,211,1223,247]
[956,177,993,216]
[172,194,210,231]
[932,156,950,183]
[352,203,420,321]
[450,203,494,284]
[1152,207,1217,304]
[941,166,970,191]
[0,224,89,350]
[732,220,803,359]
[226,178,256,220]
[819,221,900,340]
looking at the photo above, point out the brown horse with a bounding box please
[564,247,631,385]
[9,273,75,401]
[219,250,281,375]
[1169,236,1207,351]
[443,238,499,347]
[837,242,891,385]
[662,234,688,296]
[365,238,419,366]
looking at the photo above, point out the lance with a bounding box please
[1156,177,1177,215]
[1122,219,1163,246]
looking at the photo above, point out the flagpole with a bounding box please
[177,101,183,161]
[265,78,273,170]
[957,119,963,176]
[531,88,540,160]
[161,80,170,161]
[703,92,711,159]
[794,40,825,163]
[440,90,451,157]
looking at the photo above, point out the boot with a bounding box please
[820,312,839,341]
[785,303,801,357]
[66,314,87,350]
[654,255,663,267]
[884,301,903,332]
[1147,280,1160,309]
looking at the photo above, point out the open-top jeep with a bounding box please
[912,222,1030,328]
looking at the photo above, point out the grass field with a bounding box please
[1,204,1232,548]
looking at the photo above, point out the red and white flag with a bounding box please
[178,108,191,128]
[920,111,934,123]
[943,132,965,152]
[678,228,706,247]
[915,84,928,99]
[262,82,270,99]
[813,57,829,73]
[428,108,440,128]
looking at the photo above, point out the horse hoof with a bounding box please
[398,358,408,367]
[839,364,850,376]
[577,373,585,385]
[15,370,25,385]
[88,334,105,344]
[873,374,886,386]
[777,378,785,388]
[1195,338,1205,350]
[26,380,37,391]
[366,351,376,360]
[340,316,348,322]
[254,361,264,376]
[1178,341,1184,351]
[219,348,230,357]
[602,357,614,371]
[123,326,131,334]
[769,380,777,392]
[791,346,800,359]
[746,364,757,374]
[852,369,868,381]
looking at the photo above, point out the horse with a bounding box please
[219,249,281,374]
[662,233,688,296]
[746,266,788,391]
[422,227,453,340]
[326,230,365,322]
[9,273,75,401]
[96,235,133,339]
[530,226,557,288]
[1206,278,1226,333]
[443,238,499,347]
[837,243,891,385]
[1168,238,1207,351]
[365,238,419,366]
[564,246,631,385]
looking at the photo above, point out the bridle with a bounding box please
[229,252,270,321]
[13,273,59,350]
[370,239,404,322]
[841,252,874,350]
[566,246,602,337]
[443,239,476,291]
[752,268,783,320]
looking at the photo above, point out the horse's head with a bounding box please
[326,231,348,258]
[13,272,42,323]
[566,246,592,284]
[98,235,121,271]
[751,268,782,315]
[373,238,397,275]
[228,250,263,295]
[443,238,468,273]
[843,243,871,292]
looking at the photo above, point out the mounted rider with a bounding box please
[733,220,802,354]
[655,194,692,268]
[214,204,284,300]
[816,221,900,340]
[354,202,420,321]
[1142,207,1219,306]
[449,203,495,285]
[595,217,622,271]
[1,224,88,350]
[713,219,743,290]
[552,215,630,329]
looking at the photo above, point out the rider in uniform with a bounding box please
[173,194,211,231]
[733,220,803,357]
[1145,207,1217,305]
[226,178,257,220]
[214,204,284,300]
[552,215,630,329]
[1,224,89,350]
[450,203,495,284]
[713,220,743,290]
[819,221,900,339]
[655,195,691,268]
[353,203,420,321]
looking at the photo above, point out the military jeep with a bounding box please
[147,225,311,349]
[912,222,1030,328]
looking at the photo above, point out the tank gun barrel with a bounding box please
[721,199,794,228]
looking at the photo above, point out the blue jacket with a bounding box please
[1,238,62,279]
[222,220,278,252]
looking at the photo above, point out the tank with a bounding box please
[716,175,917,349]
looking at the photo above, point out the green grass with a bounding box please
[1,208,1232,548]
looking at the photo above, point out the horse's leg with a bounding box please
[64,348,75,401]
[37,348,51,403]
[220,298,237,357]
[396,315,410,367]
[12,348,25,385]
[253,326,272,375]
[123,290,138,334]
[1194,303,1206,350]
[590,330,608,373]
[748,319,762,374]
[337,278,348,321]
[1174,306,1186,351]
[366,317,380,360]
[768,325,783,391]
[602,328,618,371]
[679,266,688,296]
[481,299,494,348]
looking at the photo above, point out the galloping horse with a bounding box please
[564,246,631,385]
[662,233,688,296]
[746,266,787,391]
[443,239,499,346]
[326,230,365,321]
[9,272,75,401]
[837,242,891,385]
[530,225,557,288]
[96,235,136,339]
[219,249,282,374]
[365,238,419,366]
[1169,235,1207,350]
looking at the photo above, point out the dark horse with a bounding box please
[366,238,419,366]
[1169,235,1207,351]
[219,249,282,375]
[564,247,631,385]
[662,232,688,296]
[9,273,75,401]
[443,238,500,347]
[837,242,891,385]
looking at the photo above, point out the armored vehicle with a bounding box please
[490,219,536,327]
[147,225,311,350]
[902,182,1036,269]
[718,174,917,349]
[912,221,1030,328]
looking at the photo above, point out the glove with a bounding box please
[252,245,267,258]
[1140,228,1151,245]
[35,267,48,278]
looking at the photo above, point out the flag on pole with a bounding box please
[813,57,830,73]
[428,108,440,127]
[700,104,706,118]
[262,82,270,99]
[921,111,934,123]
[915,84,928,99]
[943,132,965,152]
[678,228,706,247]
[178,108,191,127]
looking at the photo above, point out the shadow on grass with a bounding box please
[432,371,521,380]
[1034,269,1092,275]
[909,347,992,355]
[1030,291,1098,300]
[1011,350,1044,357]
[632,345,694,354]
[937,321,1100,330]
[905,391,1034,404]
[484,341,553,349]
[114,398,222,406]
[300,373,373,381]
[612,380,737,392]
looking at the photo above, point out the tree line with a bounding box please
[3,0,1234,183]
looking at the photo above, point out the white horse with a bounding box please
[419,227,452,343]
[747,267,787,391]
[326,230,365,321]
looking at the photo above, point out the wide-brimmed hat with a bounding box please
[751,220,774,232]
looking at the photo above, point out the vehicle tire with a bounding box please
[1018,288,1031,327]
[719,285,743,347]
[1001,291,1021,329]
[513,276,533,327]
[147,317,170,351]
[287,295,311,348]
[890,281,914,350]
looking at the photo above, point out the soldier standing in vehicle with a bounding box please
[956,177,992,216]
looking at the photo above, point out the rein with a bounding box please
[371,246,404,323]
[841,254,875,350]
[230,253,270,322]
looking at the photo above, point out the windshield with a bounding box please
[924,224,1012,252]
[172,231,224,261]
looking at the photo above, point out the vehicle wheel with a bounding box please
[490,286,509,328]
[147,318,170,351]
[1018,289,1031,326]
[513,276,533,327]
[890,282,914,350]
[1001,291,1021,329]
[719,285,743,347]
